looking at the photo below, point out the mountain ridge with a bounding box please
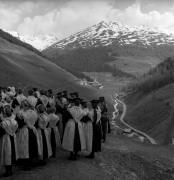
[45,21,174,51]
[6,30,60,51]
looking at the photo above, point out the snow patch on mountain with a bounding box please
[48,21,174,50]
[6,31,60,51]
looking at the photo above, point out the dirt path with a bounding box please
[1,149,111,180]
[0,98,173,180]
[114,94,157,144]
[1,135,174,180]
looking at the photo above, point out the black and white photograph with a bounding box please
[0,0,174,179]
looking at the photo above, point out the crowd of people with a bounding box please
[0,86,110,177]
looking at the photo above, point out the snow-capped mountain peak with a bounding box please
[6,31,60,51]
[48,20,174,50]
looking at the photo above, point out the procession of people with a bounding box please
[0,86,110,177]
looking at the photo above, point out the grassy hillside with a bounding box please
[43,47,135,79]
[110,44,174,60]
[125,58,174,144]
[129,57,174,94]
[0,29,42,56]
[44,43,174,76]
[107,56,161,77]
[0,31,104,100]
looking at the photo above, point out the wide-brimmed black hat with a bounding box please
[99,96,105,102]
[56,92,62,96]
[73,92,79,96]
[48,89,53,93]
[91,99,99,104]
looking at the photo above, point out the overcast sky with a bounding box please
[1,0,174,38]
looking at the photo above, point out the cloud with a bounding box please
[107,2,174,34]
[1,0,174,38]
[17,1,112,37]
[0,2,21,30]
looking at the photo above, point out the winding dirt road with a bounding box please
[113,94,157,144]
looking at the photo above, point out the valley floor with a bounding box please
[1,134,174,180]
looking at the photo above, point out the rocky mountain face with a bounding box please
[42,21,174,83]
[46,21,174,50]
[43,21,174,78]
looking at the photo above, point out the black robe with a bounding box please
[92,109,102,152]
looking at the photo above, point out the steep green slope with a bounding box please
[0,30,102,100]
[125,59,174,144]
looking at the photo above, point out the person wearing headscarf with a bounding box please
[6,87,16,98]
[16,100,41,167]
[33,88,40,98]
[39,90,49,108]
[86,100,102,159]
[3,96,12,108]
[27,89,38,108]
[47,107,61,157]
[81,101,93,153]
[11,97,20,115]
[0,105,18,177]
[47,89,55,108]
[36,104,52,164]
[16,89,26,105]
[62,98,86,160]
[1,88,7,101]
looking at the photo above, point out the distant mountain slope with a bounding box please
[0,29,44,55]
[125,57,174,144]
[130,57,174,93]
[45,21,174,56]
[7,31,60,50]
[43,47,134,79]
[43,21,174,82]
[0,29,102,99]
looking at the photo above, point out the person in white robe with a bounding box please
[11,98,20,115]
[39,90,49,108]
[16,100,41,166]
[27,89,38,108]
[6,87,16,98]
[62,98,86,160]
[0,105,18,177]
[81,101,93,153]
[47,89,56,108]
[1,88,7,101]
[16,89,26,105]
[86,100,102,159]
[47,107,61,157]
[36,104,52,163]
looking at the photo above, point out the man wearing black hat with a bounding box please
[86,100,102,159]
[62,90,68,99]
[99,97,110,142]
